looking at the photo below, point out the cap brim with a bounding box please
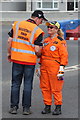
[46,21,60,29]
[43,17,48,21]
[46,22,52,26]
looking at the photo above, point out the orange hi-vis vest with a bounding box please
[11,20,44,63]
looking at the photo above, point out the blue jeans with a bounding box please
[10,62,35,109]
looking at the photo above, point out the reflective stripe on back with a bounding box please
[15,21,21,38]
[30,26,39,43]
[11,48,35,55]
[13,38,35,47]
[15,22,39,45]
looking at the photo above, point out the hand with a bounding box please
[36,68,40,77]
[35,45,42,57]
[7,53,11,62]
[57,66,64,77]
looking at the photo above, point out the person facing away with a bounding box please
[39,21,68,115]
[7,10,47,115]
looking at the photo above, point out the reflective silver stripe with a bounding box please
[13,38,35,47]
[15,21,20,38]
[30,26,39,43]
[15,22,38,46]
[11,48,35,55]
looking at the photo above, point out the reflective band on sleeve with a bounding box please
[13,38,35,47]
[11,48,35,55]
[30,26,39,43]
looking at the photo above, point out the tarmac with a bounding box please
[1,23,79,119]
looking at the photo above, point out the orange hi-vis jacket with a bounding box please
[11,20,44,63]
[41,35,68,66]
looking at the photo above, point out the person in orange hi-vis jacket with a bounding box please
[7,10,48,115]
[39,21,68,115]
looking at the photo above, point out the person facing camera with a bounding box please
[39,21,68,115]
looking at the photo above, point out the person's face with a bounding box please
[36,18,43,25]
[47,25,58,35]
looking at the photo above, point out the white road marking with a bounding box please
[65,64,80,72]
[1,64,79,84]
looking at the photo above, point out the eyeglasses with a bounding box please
[47,26,55,29]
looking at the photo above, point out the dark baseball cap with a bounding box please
[31,10,48,21]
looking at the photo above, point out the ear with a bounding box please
[35,17,39,20]
[56,28,58,32]
[34,17,39,22]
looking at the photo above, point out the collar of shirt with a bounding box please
[49,34,58,39]
[27,19,36,24]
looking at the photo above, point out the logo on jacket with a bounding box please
[50,46,56,51]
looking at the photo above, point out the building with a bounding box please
[0,0,79,11]
[0,0,79,21]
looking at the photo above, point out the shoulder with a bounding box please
[57,36,67,45]
[57,36,66,43]
[44,37,50,41]
[12,21,19,28]
[57,36,64,41]
[13,21,18,25]
[35,26,44,34]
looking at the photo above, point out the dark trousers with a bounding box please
[10,62,35,109]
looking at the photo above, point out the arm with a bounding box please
[58,40,68,66]
[7,37,12,60]
[57,40,68,78]
[34,33,43,57]
[7,27,13,61]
